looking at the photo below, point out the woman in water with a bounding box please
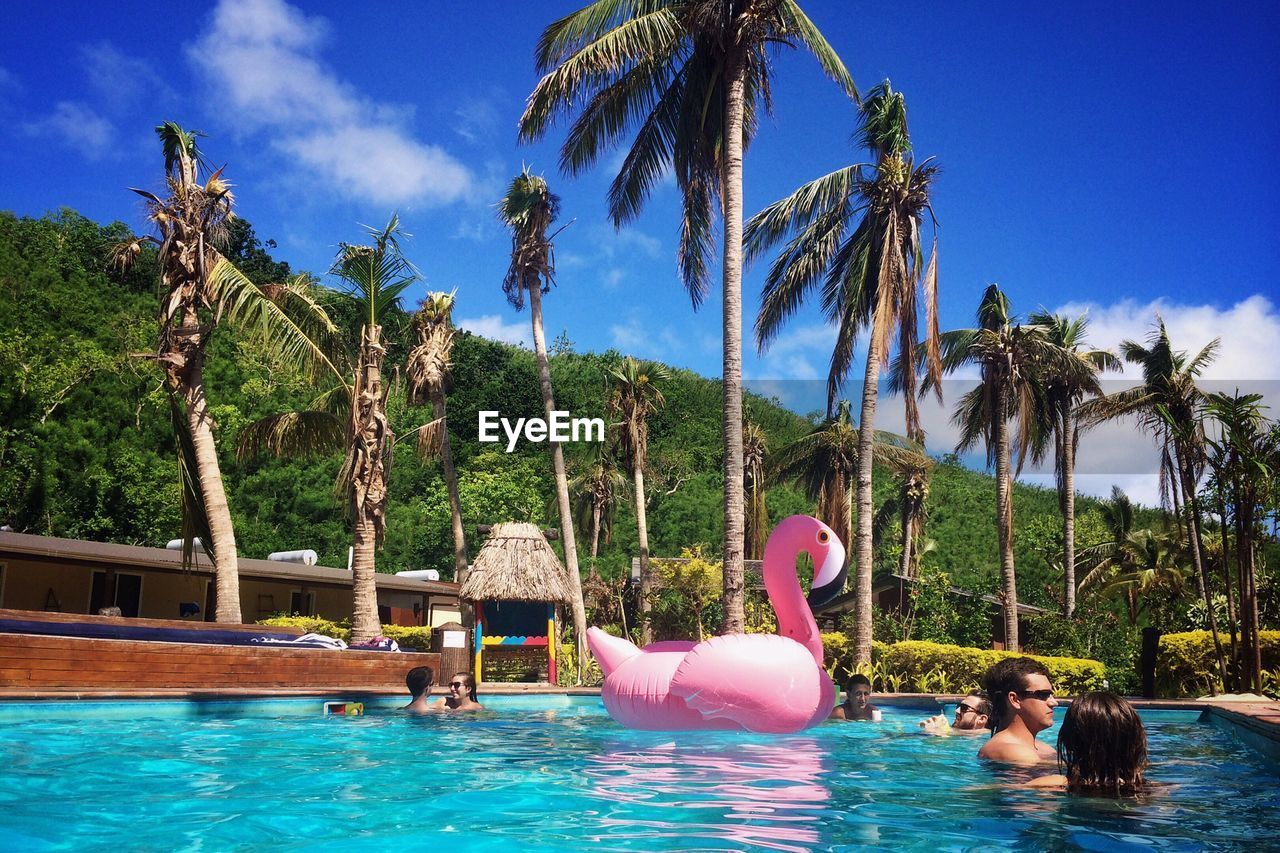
[431,672,485,712]
[1030,691,1149,794]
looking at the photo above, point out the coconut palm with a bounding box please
[519,0,857,634]
[883,451,935,579]
[497,169,589,670]
[569,442,628,562]
[114,122,339,623]
[607,357,672,645]
[407,291,468,584]
[936,285,1064,652]
[769,400,924,556]
[1096,320,1228,684]
[236,219,415,643]
[747,80,940,664]
[1079,489,1188,627]
[743,420,768,560]
[1028,310,1120,617]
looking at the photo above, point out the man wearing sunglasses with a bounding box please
[977,657,1059,765]
[918,691,991,735]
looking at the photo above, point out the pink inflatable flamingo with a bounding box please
[587,515,847,733]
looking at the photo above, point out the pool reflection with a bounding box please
[582,736,831,852]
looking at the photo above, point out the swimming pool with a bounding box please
[1,697,1275,851]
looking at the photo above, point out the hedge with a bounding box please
[257,616,433,651]
[1156,630,1280,698]
[822,635,1106,696]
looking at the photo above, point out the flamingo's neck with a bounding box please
[763,530,824,667]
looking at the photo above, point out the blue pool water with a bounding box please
[0,697,1276,851]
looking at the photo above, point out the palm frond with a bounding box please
[236,411,346,461]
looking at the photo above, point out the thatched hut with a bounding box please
[461,522,572,684]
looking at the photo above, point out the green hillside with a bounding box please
[1,208,1140,610]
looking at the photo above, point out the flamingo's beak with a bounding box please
[806,531,847,608]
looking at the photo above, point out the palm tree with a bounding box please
[115,122,336,623]
[1098,320,1228,685]
[607,357,672,645]
[569,442,627,562]
[497,169,589,669]
[882,451,935,579]
[519,0,857,635]
[407,291,468,584]
[769,400,924,555]
[236,220,415,643]
[743,420,769,560]
[937,285,1062,652]
[747,81,940,664]
[1080,488,1188,627]
[1028,310,1119,617]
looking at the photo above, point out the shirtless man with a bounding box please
[919,691,991,735]
[829,674,880,721]
[402,666,435,714]
[977,657,1058,765]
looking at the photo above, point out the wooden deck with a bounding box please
[0,608,438,692]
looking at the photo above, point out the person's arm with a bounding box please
[829,705,848,720]
[1026,774,1067,788]
[919,714,952,735]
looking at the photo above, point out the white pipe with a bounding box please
[166,538,203,550]
[268,549,318,565]
[347,546,354,571]
[394,569,441,581]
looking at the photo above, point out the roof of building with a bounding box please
[0,531,459,596]
[460,522,572,604]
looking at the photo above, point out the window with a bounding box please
[289,590,316,617]
[90,571,143,617]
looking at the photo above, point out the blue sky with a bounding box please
[4,0,1278,503]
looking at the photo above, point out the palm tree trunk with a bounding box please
[1218,489,1240,691]
[995,391,1019,652]
[590,502,603,560]
[719,49,747,635]
[1062,411,1077,618]
[349,325,389,644]
[853,332,883,664]
[1176,443,1227,692]
[898,493,913,579]
[527,285,588,678]
[351,511,380,641]
[432,390,469,582]
[635,461,653,646]
[184,359,241,623]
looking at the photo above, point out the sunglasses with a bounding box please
[449,681,466,688]
[1017,689,1055,701]
[956,704,981,715]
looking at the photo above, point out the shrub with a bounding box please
[1155,630,1280,698]
[875,640,1106,696]
[256,616,432,650]
[380,624,433,651]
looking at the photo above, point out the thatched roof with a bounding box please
[460,522,573,604]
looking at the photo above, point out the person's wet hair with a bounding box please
[406,666,434,699]
[965,690,992,719]
[982,657,1050,730]
[1057,692,1148,795]
[845,673,871,692]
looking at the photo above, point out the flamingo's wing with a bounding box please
[669,634,834,734]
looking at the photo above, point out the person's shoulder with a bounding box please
[978,734,1043,765]
[829,706,848,720]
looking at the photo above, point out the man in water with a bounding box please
[402,666,435,714]
[919,691,992,735]
[977,658,1058,765]
[830,673,881,721]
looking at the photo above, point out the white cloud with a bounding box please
[457,314,530,348]
[453,98,501,144]
[190,0,473,207]
[1053,294,1280,381]
[80,42,170,108]
[609,319,648,352]
[22,102,114,159]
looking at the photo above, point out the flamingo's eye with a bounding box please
[817,530,830,544]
